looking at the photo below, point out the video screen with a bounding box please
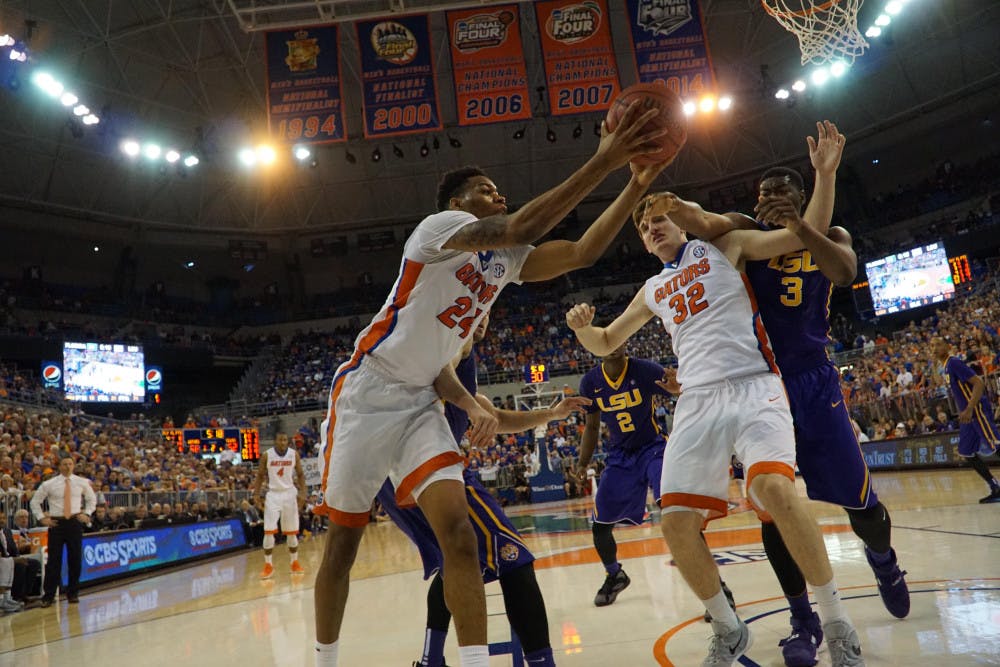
[865,242,955,316]
[63,342,145,402]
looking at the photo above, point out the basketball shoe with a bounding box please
[980,487,1000,503]
[823,619,864,666]
[777,611,822,667]
[594,569,630,607]
[864,547,909,618]
[260,562,275,579]
[290,560,305,574]
[702,617,751,666]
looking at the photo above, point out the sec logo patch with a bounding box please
[493,263,506,279]
[693,245,706,258]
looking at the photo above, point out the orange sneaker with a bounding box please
[260,563,275,579]
[290,560,305,574]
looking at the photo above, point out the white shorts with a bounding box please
[264,490,299,535]
[660,373,795,522]
[318,355,464,527]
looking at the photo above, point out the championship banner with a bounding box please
[536,0,621,116]
[623,0,716,97]
[265,26,346,144]
[446,5,532,126]
[356,14,442,138]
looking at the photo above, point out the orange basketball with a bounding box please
[605,83,687,166]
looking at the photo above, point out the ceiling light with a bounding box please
[256,145,276,164]
[699,96,715,112]
[183,155,199,167]
[875,14,891,27]
[512,127,525,140]
[371,147,381,162]
[866,26,882,38]
[830,61,848,77]
[718,96,733,111]
[448,135,462,148]
[392,144,404,158]
[294,146,311,161]
[60,92,78,107]
[546,127,557,143]
[682,101,696,116]
[143,144,162,160]
[121,139,141,157]
[82,114,99,125]
[792,80,807,92]
[73,104,89,116]
[238,148,257,166]
[886,0,903,15]
[811,68,830,86]
[419,141,430,157]
[165,150,180,163]
[775,89,790,100]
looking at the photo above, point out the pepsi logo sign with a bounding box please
[43,365,61,382]
[145,369,162,388]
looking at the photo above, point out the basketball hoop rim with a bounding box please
[761,0,840,19]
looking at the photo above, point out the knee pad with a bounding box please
[287,534,298,549]
[262,534,275,550]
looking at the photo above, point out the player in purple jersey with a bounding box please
[577,345,671,606]
[661,121,899,666]
[380,317,591,667]
[932,336,1000,503]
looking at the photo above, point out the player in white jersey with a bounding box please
[565,195,864,667]
[252,433,306,579]
[313,101,674,667]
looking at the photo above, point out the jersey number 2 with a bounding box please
[615,412,635,433]
[668,282,709,324]
[437,297,483,338]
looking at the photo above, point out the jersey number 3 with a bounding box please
[779,276,803,307]
[437,297,483,338]
[668,282,709,324]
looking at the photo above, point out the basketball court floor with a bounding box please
[2,468,998,666]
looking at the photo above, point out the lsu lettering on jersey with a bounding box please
[267,446,297,493]
[745,239,832,375]
[579,358,668,453]
[348,211,532,387]
[643,240,779,389]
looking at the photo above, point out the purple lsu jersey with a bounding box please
[945,356,999,456]
[378,350,535,581]
[579,357,669,454]
[746,233,878,509]
[745,246,833,375]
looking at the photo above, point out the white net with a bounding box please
[762,0,869,65]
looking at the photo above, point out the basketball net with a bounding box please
[762,0,869,65]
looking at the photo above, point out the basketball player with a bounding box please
[252,433,307,578]
[377,316,588,667]
[932,336,1000,503]
[658,121,907,665]
[312,101,671,667]
[565,195,865,666]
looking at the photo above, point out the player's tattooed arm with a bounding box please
[442,214,512,251]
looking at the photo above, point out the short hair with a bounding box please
[760,167,805,192]
[632,192,663,229]
[436,166,487,211]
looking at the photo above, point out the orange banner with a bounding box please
[536,0,621,116]
[446,4,532,126]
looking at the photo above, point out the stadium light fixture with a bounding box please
[238,147,257,166]
[72,104,89,116]
[885,0,903,15]
[81,114,99,126]
[143,143,161,160]
[0,35,13,47]
[792,80,807,92]
[866,26,882,38]
[419,141,430,157]
[183,155,199,167]
[256,145,276,165]
[572,122,583,139]
[830,61,848,77]
[718,96,733,111]
[811,68,830,86]
[392,144,404,158]
[875,14,891,27]
[775,88,790,100]
[699,96,716,112]
[60,92,78,107]
[164,150,180,163]
[121,139,141,157]
[682,101,696,116]
[294,145,311,161]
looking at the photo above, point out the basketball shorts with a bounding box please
[785,362,878,510]
[660,373,795,522]
[958,398,1000,456]
[377,472,534,583]
[319,355,465,527]
[264,489,299,535]
[593,441,665,526]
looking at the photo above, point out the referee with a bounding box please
[29,457,96,606]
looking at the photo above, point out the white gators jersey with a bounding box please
[266,446,298,493]
[643,240,779,390]
[351,210,532,387]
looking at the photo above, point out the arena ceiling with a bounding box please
[0,0,997,236]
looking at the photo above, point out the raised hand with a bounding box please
[565,303,596,331]
[550,396,593,420]
[806,120,846,176]
[595,101,669,169]
[755,195,804,231]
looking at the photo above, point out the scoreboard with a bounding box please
[949,254,972,285]
[162,428,260,462]
[523,363,550,385]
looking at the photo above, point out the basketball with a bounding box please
[605,83,687,166]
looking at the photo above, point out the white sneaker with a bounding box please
[702,618,752,666]
[824,619,865,666]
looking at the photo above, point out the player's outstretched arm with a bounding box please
[518,151,673,282]
[475,394,592,433]
[646,193,747,240]
[443,103,666,252]
[566,289,654,357]
[801,120,845,234]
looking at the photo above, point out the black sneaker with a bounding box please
[980,488,1000,504]
[704,580,737,623]
[594,569,630,607]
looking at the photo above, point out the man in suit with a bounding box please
[2,508,40,608]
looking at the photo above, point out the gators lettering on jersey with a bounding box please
[744,229,833,375]
[267,446,297,493]
[643,240,779,389]
[444,353,477,444]
[579,358,668,452]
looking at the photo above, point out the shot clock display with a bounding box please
[524,363,550,385]
[162,428,260,462]
[948,254,972,285]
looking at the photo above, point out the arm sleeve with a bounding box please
[29,482,47,521]
[82,480,98,516]
[501,245,536,286]
[404,211,478,263]
[578,374,599,414]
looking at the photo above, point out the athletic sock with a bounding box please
[523,647,555,666]
[605,561,622,576]
[867,548,893,568]
[421,629,447,667]
[812,579,849,625]
[314,640,338,667]
[787,590,812,619]
[264,553,273,565]
[290,552,299,563]
[703,588,739,632]
[457,645,489,667]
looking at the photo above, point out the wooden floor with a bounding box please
[3,469,999,666]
